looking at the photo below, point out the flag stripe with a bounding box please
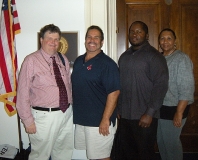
[1,6,12,93]
[0,39,12,92]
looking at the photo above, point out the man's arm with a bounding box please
[16,56,35,133]
[146,54,169,116]
[99,90,120,136]
[140,54,169,127]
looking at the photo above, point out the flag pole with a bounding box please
[17,113,23,151]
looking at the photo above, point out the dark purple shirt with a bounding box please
[118,41,168,120]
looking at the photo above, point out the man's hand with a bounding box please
[139,114,152,128]
[25,123,36,134]
[99,118,110,136]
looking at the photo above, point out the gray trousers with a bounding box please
[157,118,186,160]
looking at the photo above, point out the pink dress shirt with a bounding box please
[16,49,72,127]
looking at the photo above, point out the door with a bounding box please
[117,0,198,152]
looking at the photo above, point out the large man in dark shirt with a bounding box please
[118,21,169,160]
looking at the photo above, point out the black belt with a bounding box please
[32,106,60,112]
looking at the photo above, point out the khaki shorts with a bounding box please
[74,123,116,159]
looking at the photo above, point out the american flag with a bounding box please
[0,0,20,116]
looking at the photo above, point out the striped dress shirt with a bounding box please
[16,49,72,127]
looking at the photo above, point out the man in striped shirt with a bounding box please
[16,24,73,160]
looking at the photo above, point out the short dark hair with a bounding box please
[85,25,104,41]
[39,24,61,39]
[158,28,176,40]
[129,21,148,34]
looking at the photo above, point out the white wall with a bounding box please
[0,0,116,159]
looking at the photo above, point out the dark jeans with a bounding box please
[119,118,158,160]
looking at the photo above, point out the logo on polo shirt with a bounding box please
[87,65,92,70]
